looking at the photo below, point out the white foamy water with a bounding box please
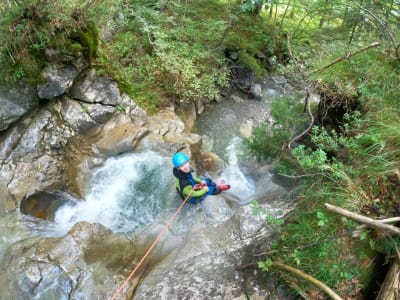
[217,137,256,204]
[54,152,174,234]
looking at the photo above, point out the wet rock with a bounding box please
[61,96,116,133]
[133,198,290,299]
[0,222,118,300]
[0,84,38,131]
[0,179,10,216]
[271,75,287,86]
[201,195,234,223]
[71,69,122,105]
[20,190,80,221]
[239,120,254,139]
[250,83,262,99]
[235,68,256,90]
[93,115,149,156]
[195,151,226,172]
[37,64,79,100]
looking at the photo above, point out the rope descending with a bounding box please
[110,190,194,300]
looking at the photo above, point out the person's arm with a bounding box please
[192,174,203,184]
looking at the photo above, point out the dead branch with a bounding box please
[324,203,400,236]
[358,217,400,226]
[287,32,305,78]
[310,42,380,74]
[238,261,343,300]
[272,262,343,300]
[287,85,314,149]
[286,34,316,150]
[276,172,326,179]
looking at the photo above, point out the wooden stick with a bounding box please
[238,261,343,299]
[272,262,343,300]
[309,42,380,74]
[287,85,314,149]
[324,203,400,236]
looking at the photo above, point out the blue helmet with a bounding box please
[172,152,189,168]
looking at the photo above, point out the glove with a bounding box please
[193,183,206,190]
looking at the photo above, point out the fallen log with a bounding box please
[324,203,400,236]
[376,259,399,300]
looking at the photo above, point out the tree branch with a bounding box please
[309,42,380,74]
[287,85,314,149]
[324,203,400,236]
[238,261,343,300]
[272,262,343,300]
[285,33,314,150]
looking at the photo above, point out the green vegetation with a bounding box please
[0,0,112,84]
[244,0,400,298]
[0,0,280,111]
[1,0,400,298]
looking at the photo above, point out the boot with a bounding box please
[219,184,230,191]
[217,179,230,191]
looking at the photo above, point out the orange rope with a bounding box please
[110,190,193,300]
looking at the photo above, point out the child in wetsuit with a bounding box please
[172,152,230,204]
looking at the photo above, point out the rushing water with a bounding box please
[0,85,291,300]
[1,92,275,247]
[0,141,259,251]
[0,152,177,260]
[54,152,175,234]
[196,95,274,204]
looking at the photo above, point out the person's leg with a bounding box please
[203,178,230,196]
[203,179,219,195]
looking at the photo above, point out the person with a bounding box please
[172,152,230,204]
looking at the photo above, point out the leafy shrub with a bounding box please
[0,0,103,84]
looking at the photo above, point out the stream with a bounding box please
[0,80,300,299]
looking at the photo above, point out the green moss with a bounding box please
[71,21,99,64]
[237,50,265,79]
[69,43,83,55]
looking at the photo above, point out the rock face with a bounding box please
[37,64,79,100]
[134,197,291,299]
[71,69,122,105]
[0,222,120,300]
[0,60,295,299]
[0,67,202,203]
[0,84,39,131]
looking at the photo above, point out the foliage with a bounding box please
[251,200,284,226]
[97,0,234,110]
[1,0,399,297]
[0,0,285,110]
[237,50,265,79]
[0,0,109,84]
[225,11,284,68]
[241,1,400,297]
[244,94,309,164]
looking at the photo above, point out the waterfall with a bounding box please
[54,152,175,234]
[217,137,256,205]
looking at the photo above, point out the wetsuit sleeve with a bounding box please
[192,174,203,184]
[181,185,207,198]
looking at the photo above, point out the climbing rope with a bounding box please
[110,190,194,300]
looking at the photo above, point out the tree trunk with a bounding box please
[376,259,400,300]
